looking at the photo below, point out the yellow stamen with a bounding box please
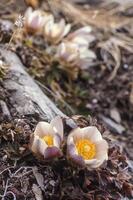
[42,135,53,146]
[75,139,96,160]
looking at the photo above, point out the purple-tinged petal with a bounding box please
[30,15,41,30]
[44,146,62,159]
[69,153,85,167]
[67,142,85,167]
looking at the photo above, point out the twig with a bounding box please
[36,80,75,114]
[5,191,16,200]
[1,179,9,200]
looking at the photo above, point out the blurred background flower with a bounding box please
[43,16,71,44]
[24,7,45,34]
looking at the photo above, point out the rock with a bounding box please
[100,115,125,134]
[110,108,121,123]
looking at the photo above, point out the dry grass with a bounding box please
[49,0,133,30]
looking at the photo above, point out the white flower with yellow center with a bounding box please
[43,16,71,44]
[30,116,63,159]
[67,126,108,169]
[24,7,45,34]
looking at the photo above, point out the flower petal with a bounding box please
[31,135,48,155]
[62,24,71,37]
[95,139,108,160]
[86,159,105,169]
[50,116,64,140]
[68,26,92,40]
[30,134,39,154]
[80,126,103,142]
[30,15,41,30]
[44,146,62,159]
[85,159,98,165]
[67,127,82,142]
[53,134,61,148]
[67,137,85,167]
[34,122,54,137]
[37,138,48,155]
[71,37,89,47]
[69,153,85,167]
[67,136,78,155]
[25,7,32,21]
[74,26,92,35]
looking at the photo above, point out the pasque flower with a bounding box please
[55,26,96,70]
[67,126,108,169]
[56,41,96,70]
[24,7,45,34]
[43,16,71,44]
[56,42,80,67]
[30,116,64,159]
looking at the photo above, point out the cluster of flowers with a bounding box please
[24,7,96,71]
[30,116,108,169]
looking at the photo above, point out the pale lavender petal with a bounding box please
[69,153,85,167]
[67,141,85,167]
[30,15,41,30]
[67,140,78,155]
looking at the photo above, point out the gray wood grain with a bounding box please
[0,48,66,121]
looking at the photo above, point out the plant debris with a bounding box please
[0,0,133,199]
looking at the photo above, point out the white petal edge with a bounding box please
[67,127,82,143]
[67,136,78,155]
[37,137,48,156]
[95,139,108,160]
[50,116,64,140]
[62,24,71,37]
[25,7,32,20]
[34,121,54,137]
[80,126,103,142]
[31,135,48,155]
[53,134,61,148]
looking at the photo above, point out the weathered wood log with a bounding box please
[0,48,66,121]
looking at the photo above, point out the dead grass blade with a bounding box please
[49,0,133,30]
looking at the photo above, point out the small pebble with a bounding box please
[92,98,98,104]
[123,64,129,69]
